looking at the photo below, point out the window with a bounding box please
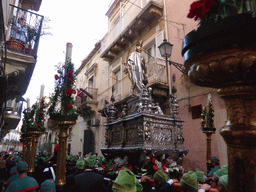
[191,104,202,119]
[88,76,94,89]
[147,44,156,61]
[155,31,164,58]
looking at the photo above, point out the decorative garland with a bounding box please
[201,99,215,131]
[21,99,46,135]
[48,59,78,121]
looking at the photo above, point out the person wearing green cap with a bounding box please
[208,157,221,176]
[5,161,39,192]
[211,168,228,189]
[180,172,211,192]
[70,156,108,192]
[66,159,85,192]
[153,169,179,191]
[217,174,228,192]
[3,170,19,190]
[40,179,55,192]
[84,154,96,168]
[112,167,142,192]
[180,173,199,192]
[195,171,206,184]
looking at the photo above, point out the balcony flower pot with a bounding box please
[24,47,35,56]
[182,11,256,192]
[6,40,24,52]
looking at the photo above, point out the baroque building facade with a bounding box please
[73,0,228,172]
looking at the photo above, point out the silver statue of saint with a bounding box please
[125,40,147,96]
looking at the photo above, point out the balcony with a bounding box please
[1,99,24,139]
[75,87,98,120]
[1,4,44,101]
[147,57,167,87]
[6,4,44,58]
[101,0,163,62]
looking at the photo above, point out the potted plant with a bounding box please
[24,26,37,55]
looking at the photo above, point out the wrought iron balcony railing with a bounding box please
[5,4,44,58]
[77,87,98,104]
[147,57,167,86]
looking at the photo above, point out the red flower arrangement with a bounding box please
[67,105,73,109]
[21,98,46,134]
[54,74,59,80]
[187,0,215,21]
[68,70,73,77]
[66,88,74,95]
[153,164,159,171]
[48,59,78,121]
[187,0,256,26]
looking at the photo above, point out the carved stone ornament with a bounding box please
[186,48,256,88]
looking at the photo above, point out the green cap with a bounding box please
[17,161,28,172]
[219,174,228,189]
[180,173,199,192]
[76,159,85,170]
[40,179,55,192]
[112,167,136,192]
[66,155,72,161]
[214,168,228,181]
[153,170,168,184]
[85,155,96,168]
[71,155,77,162]
[10,165,17,174]
[96,155,104,166]
[187,171,198,181]
[211,156,219,164]
[195,171,205,183]
[222,164,228,169]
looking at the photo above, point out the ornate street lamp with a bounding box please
[200,94,216,174]
[158,39,173,98]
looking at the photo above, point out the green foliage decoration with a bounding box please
[48,59,78,121]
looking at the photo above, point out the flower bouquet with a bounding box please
[48,59,78,121]
[21,99,46,135]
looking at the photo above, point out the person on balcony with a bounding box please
[10,17,27,44]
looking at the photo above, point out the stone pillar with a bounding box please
[28,133,40,174]
[219,85,256,192]
[55,120,75,190]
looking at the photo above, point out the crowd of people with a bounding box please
[0,149,229,192]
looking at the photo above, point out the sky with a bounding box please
[24,0,112,105]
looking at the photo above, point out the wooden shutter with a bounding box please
[155,31,164,59]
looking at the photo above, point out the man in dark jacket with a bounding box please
[71,155,109,192]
